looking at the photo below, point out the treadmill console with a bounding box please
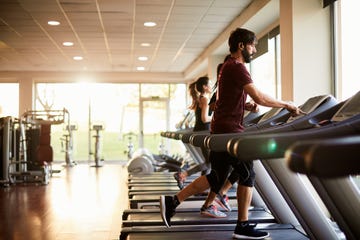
[332,91,360,122]
[287,95,331,123]
[257,107,283,124]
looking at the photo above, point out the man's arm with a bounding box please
[244,83,303,115]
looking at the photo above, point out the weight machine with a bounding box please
[0,108,73,186]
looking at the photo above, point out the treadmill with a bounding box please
[172,94,344,239]
[286,135,360,178]
[120,223,308,240]
[122,207,274,227]
[127,111,273,208]
[205,94,339,151]
[119,96,337,239]
[127,112,263,199]
[284,127,360,238]
[222,92,360,240]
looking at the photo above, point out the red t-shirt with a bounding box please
[210,57,253,134]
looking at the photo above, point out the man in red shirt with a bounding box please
[160,28,302,239]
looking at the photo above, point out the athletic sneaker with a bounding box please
[160,195,176,227]
[173,172,184,189]
[232,222,270,239]
[200,205,227,218]
[215,194,232,212]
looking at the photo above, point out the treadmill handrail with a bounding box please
[230,113,360,161]
[285,135,360,177]
[206,96,341,152]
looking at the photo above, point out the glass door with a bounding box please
[139,97,169,154]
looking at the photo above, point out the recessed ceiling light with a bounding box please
[141,43,151,47]
[136,66,145,71]
[63,42,74,47]
[144,22,156,27]
[48,20,60,26]
[73,56,83,61]
[138,56,148,61]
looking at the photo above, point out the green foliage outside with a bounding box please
[51,130,186,163]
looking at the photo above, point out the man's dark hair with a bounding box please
[228,28,257,53]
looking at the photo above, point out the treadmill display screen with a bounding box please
[332,91,360,122]
[287,95,329,123]
[258,108,282,123]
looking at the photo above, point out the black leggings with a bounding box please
[206,151,255,193]
[186,146,210,176]
[227,169,240,185]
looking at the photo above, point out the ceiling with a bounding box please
[0,0,279,81]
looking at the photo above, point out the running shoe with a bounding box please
[232,222,270,239]
[200,205,227,218]
[173,172,185,189]
[215,194,232,212]
[160,195,176,227]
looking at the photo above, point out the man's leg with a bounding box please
[160,175,210,227]
[232,162,269,239]
[237,184,252,221]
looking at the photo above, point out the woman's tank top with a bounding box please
[193,96,210,131]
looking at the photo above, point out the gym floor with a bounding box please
[0,162,129,240]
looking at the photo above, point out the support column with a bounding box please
[19,76,34,117]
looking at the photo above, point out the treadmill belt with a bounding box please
[129,186,182,192]
[122,209,275,227]
[120,223,309,240]
[122,207,239,220]
[128,189,235,197]
[129,191,236,209]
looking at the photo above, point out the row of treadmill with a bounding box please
[120,91,360,240]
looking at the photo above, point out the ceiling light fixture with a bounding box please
[73,56,83,61]
[144,22,156,27]
[136,66,145,71]
[138,56,148,61]
[48,20,60,26]
[63,42,74,47]
[141,43,151,47]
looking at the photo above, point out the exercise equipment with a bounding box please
[1,116,21,186]
[120,223,308,240]
[127,148,186,174]
[127,148,156,174]
[122,207,274,227]
[218,92,360,240]
[61,124,77,166]
[91,124,104,167]
[132,96,337,240]
[286,135,360,240]
[123,132,137,160]
[286,135,360,178]
[120,95,344,240]
[1,109,72,186]
[205,94,338,151]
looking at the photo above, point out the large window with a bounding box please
[250,29,281,113]
[337,0,360,100]
[0,83,19,118]
[336,0,360,189]
[35,83,186,162]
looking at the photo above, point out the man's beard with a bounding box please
[242,49,252,63]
